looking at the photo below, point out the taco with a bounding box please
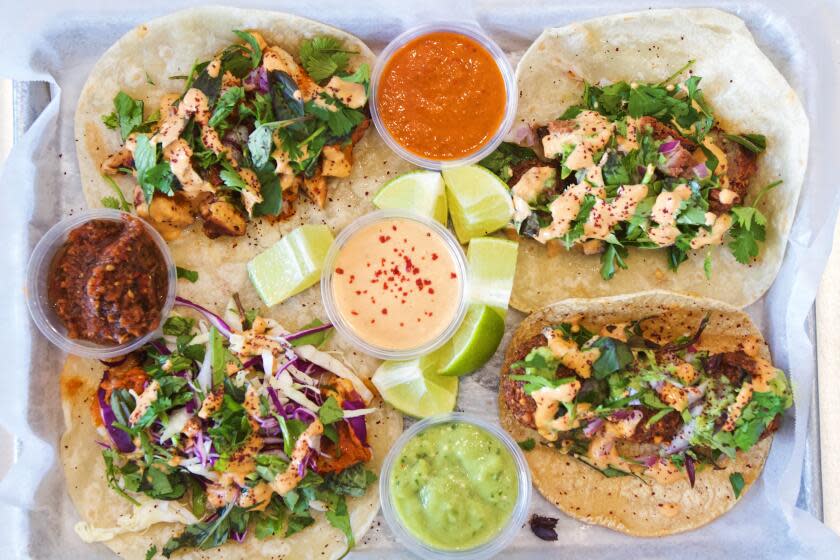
[498,291,792,536]
[74,6,412,318]
[480,9,808,311]
[61,301,402,559]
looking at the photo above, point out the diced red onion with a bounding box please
[175,297,233,338]
[244,66,269,93]
[636,454,659,468]
[659,140,680,154]
[685,454,696,487]
[692,163,710,179]
[506,123,537,148]
[231,530,247,543]
[665,419,696,454]
[582,417,604,438]
[342,399,368,446]
[97,378,135,453]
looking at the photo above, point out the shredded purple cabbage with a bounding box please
[341,399,368,446]
[267,386,284,414]
[286,322,334,342]
[149,339,171,355]
[174,296,233,338]
[97,379,135,453]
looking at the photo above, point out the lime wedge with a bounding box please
[372,353,458,418]
[467,237,519,317]
[372,170,448,224]
[441,165,514,243]
[247,224,334,306]
[437,304,505,376]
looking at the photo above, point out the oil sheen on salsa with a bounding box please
[48,216,168,345]
[330,217,461,351]
[390,422,518,550]
[377,31,507,160]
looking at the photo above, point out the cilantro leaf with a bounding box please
[729,472,745,499]
[133,135,174,204]
[145,545,157,560]
[479,142,538,182]
[299,36,356,82]
[251,162,283,217]
[306,94,366,137]
[208,86,244,129]
[509,374,577,395]
[232,30,262,68]
[208,394,252,455]
[101,175,133,212]
[319,396,344,425]
[600,239,628,280]
[219,163,248,192]
[518,438,536,451]
[162,316,195,336]
[162,503,249,557]
[591,337,634,379]
[324,494,354,558]
[323,464,377,497]
[176,267,199,283]
[107,92,144,141]
[342,63,370,86]
[724,133,767,154]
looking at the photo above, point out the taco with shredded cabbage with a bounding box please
[499,291,792,536]
[488,9,808,311]
[61,297,401,560]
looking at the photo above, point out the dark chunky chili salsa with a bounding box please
[47,215,168,345]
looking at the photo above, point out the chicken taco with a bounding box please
[61,299,401,559]
[74,6,412,311]
[482,9,808,311]
[499,291,792,536]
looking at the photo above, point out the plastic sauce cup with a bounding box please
[380,413,532,559]
[321,210,469,360]
[370,22,518,170]
[26,209,177,359]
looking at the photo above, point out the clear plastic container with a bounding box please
[379,413,532,560]
[25,209,177,359]
[369,22,518,170]
[320,209,469,360]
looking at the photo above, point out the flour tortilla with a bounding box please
[61,352,401,560]
[74,6,414,340]
[68,7,407,558]
[499,291,776,536]
[510,9,809,312]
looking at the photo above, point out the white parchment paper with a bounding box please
[1,0,840,558]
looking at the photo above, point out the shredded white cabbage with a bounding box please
[160,407,192,442]
[294,345,373,402]
[342,407,377,419]
[277,371,320,411]
[74,499,198,543]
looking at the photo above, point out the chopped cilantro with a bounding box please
[299,36,356,82]
[176,267,199,283]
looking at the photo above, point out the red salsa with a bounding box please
[48,215,169,345]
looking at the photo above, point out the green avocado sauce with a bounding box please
[390,422,519,550]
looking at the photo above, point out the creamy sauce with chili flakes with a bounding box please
[330,218,462,351]
[376,31,507,160]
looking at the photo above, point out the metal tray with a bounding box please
[4,1,835,556]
